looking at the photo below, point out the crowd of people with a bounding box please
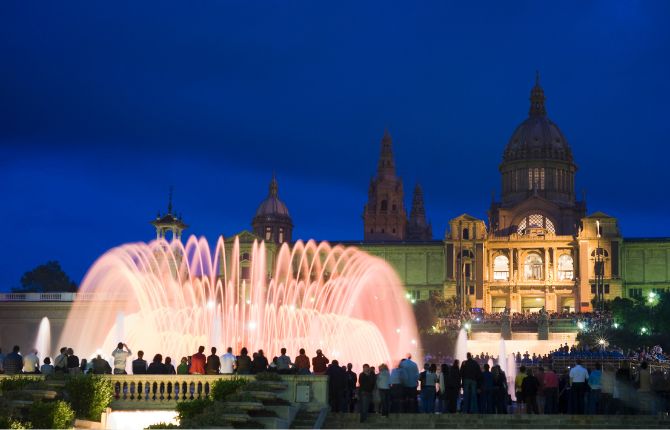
[3,341,670,419]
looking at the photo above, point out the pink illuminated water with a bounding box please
[59,236,421,370]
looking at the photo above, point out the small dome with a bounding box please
[255,176,290,217]
[503,116,573,162]
[502,73,573,163]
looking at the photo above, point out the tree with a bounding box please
[14,261,78,292]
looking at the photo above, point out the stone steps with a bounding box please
[322,413,670,429]
[290,409,323,429]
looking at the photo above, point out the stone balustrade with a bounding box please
[104,374,328,410]
[0,373,328,411]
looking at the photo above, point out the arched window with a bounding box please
[557,254,574,280]
[463,228,470,240]
[524,253,543,280]
[518,214,556,235]
[240,252,250,262]
[493,255,509,281]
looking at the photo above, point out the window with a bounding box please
[527,167,545,190]
[240,252,250,262]
[380,200,388,211]
[524,253,543,280]
[605,284,610,294]
[469,285,475,295]
[629,288,642,299]
[493,255,509,281]
[278,227,284,243]
[241,267,250,280]
[557,254,574,280]
[517,214,555,235]
[463,228,470,240]
[392,228,396,234]
[464,263,471,279]
[392,203,397,211]
[265,226,272,241]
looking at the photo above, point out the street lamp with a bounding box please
[595,220,605,312]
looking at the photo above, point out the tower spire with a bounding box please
[269,173,279,197]
[377,129,396,179]
[167,186,173,214]
[529,70,546,117]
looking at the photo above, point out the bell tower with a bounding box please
[151,187,188,241]
[363,130,407,241]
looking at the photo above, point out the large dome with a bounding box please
[255,176,290,217]
[502,74,573,163]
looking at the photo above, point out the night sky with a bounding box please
[2,1,669,290]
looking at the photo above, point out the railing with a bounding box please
[0,374,329,411]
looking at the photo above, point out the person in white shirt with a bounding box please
[40,357,55,376]
[569,360,589,414]
[220,347,236,374]
[22,350,40,374]
[112,342,132,374]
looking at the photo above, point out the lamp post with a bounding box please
[595,220,605,312]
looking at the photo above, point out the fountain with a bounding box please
[59,236,421,370]
[454,327,467,363]
[34,316,51,361]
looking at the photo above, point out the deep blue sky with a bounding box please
[2,1,669,289]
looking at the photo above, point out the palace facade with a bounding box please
[156,76,670,313]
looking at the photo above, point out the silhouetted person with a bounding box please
[177,357,189,375]
[132,350,148,374]
[312,349,329,375]
[326,359,347,413]
[236,347,252,374]
[358,364,375,422]
[66,348,80,374]
[54,347,68,373]
[522,368,540,414]
[147,354,167,374]
[4,345,22,375]
[460,353,482,413]
[165,357,176,374]
[445,360,461,413]
[91,354,112,374]
[206,347,221,374]
[346,363,358,412]
[252,349,269,374]
[276,347,292,374]
[112,342,132,374]
[41,357,55,376]
[294,348,310,374]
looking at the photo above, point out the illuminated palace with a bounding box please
[159,76,670,314]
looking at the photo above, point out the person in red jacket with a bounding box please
[189,346,207,375]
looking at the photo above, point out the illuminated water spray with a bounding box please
[60,236,421,369]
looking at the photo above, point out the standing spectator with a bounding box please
[358,364,375,423]
[66,348,80,374]
[294,348,310,374]
[390,360,407,413]
[147,354,167,374]
[236,347,252,374]
[445,360,461,413]
[492,365,508,414]
[326,360,347,413]
[377,363,391,417]
[40,357,55,376]
[164,357,176,374]
[79,359,89,374]
[54,347,68,374]
[312,349,329,375]
[588,362,602,414]
[22,349,40,374]
[91,354,112,374]
[132,350,148,374]
[422,363,438,413]
[522,368,540,414]
[438,363,448,413]
[111,342,132,374]
[400,354,419,413]
[460,352,482,413]
[535,366,545,413]
[177,357,189,375]
[515,366,527,414]
[206,347,221,374]
[252,349,268,374]
[569,359,589,414]
[276,348,292,374]
[4,346,23,375]
[480,363,494,413]
[221,347,236,374]
[189,346,207,375]
[543,366,559,414]
[345,363,358,412]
